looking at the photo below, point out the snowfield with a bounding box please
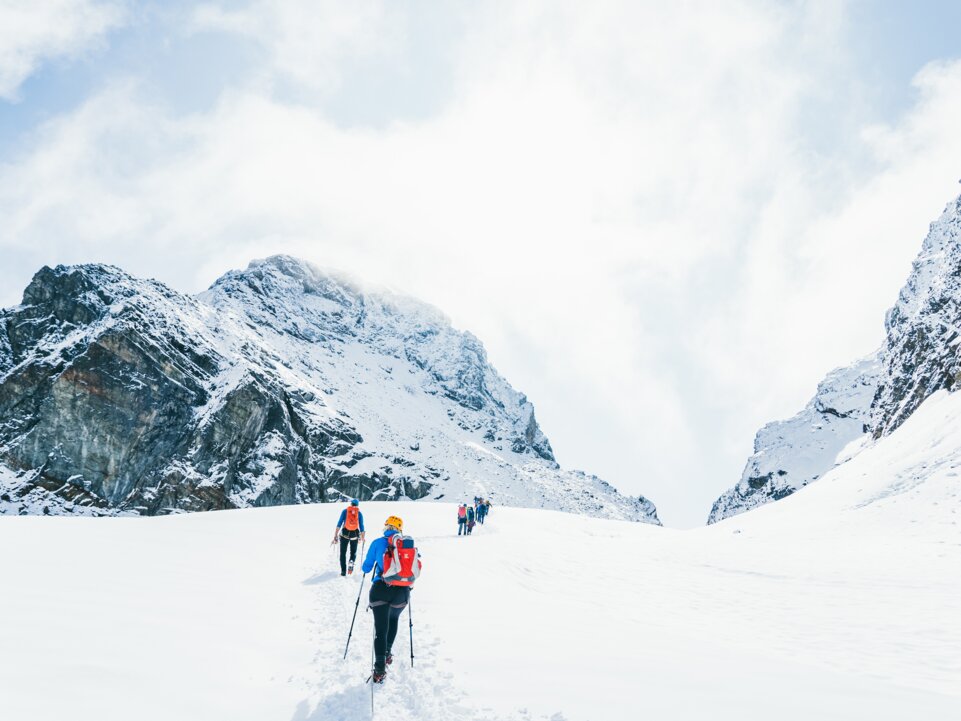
[2,391,961,720]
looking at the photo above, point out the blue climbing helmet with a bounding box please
[350,498,359,506]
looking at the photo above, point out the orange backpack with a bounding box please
[344,506,360,531]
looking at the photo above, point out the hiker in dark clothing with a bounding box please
[466,504,476,535]
[332,499,366,576]
[477,499,487,524]
[362,515,420,683]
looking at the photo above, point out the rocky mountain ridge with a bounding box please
[708,355,881,524]
[709,191,961,523]
[0,256,659,523]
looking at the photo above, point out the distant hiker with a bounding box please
[477,499,487,525]
[457,504,468,535]
[362,515,421,683]
[466,504,476,535]
[484,499,492,517]
[333,499,365,576]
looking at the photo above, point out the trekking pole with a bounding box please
[370,622,375,715]
[408,595,415,668]
[343,572,367,659]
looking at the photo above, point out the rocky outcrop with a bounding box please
[710,191,961,524]
[871,194,961,436]
[0,257,659,523]
[708,356,881,524]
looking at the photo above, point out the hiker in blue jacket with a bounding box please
[332,499,366,576]
[362,515,410,682]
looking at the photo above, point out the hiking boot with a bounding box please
[372,661,387,683]
[385,650,393,666]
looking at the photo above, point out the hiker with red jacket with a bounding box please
[457,503,468,535]
[362,515,421,683]
[333,499,366,576]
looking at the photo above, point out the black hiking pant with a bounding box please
[369,582,410,666]
[458,518,466,535]
[339,530,360,574]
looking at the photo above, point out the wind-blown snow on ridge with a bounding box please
[0,256,659,523]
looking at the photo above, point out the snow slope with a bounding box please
[2,389,959,720]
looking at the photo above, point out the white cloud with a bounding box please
[0,0,124,101]
[2,1,961,525]
[190,0,396,96]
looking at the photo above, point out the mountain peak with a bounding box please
[710,189,961,524]
[1,259,657,523]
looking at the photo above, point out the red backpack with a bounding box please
[381,534,422,587]
[344,506,360,531]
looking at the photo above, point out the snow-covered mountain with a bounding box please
[872,193,961,435]
[708,355,880,523]
[0,256,659,523]
[709,191,961,523]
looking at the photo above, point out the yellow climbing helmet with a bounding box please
[384,515,403,531]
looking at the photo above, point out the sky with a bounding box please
[1,0,961,527]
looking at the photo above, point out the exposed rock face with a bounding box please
[871,194,961,437]
[707,356,881,524]
[709,191,961,524]
[0,257,659,523]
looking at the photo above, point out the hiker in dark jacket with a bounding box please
[466,504,476,535]
[362,515,413,682]
[332,499,365,576]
